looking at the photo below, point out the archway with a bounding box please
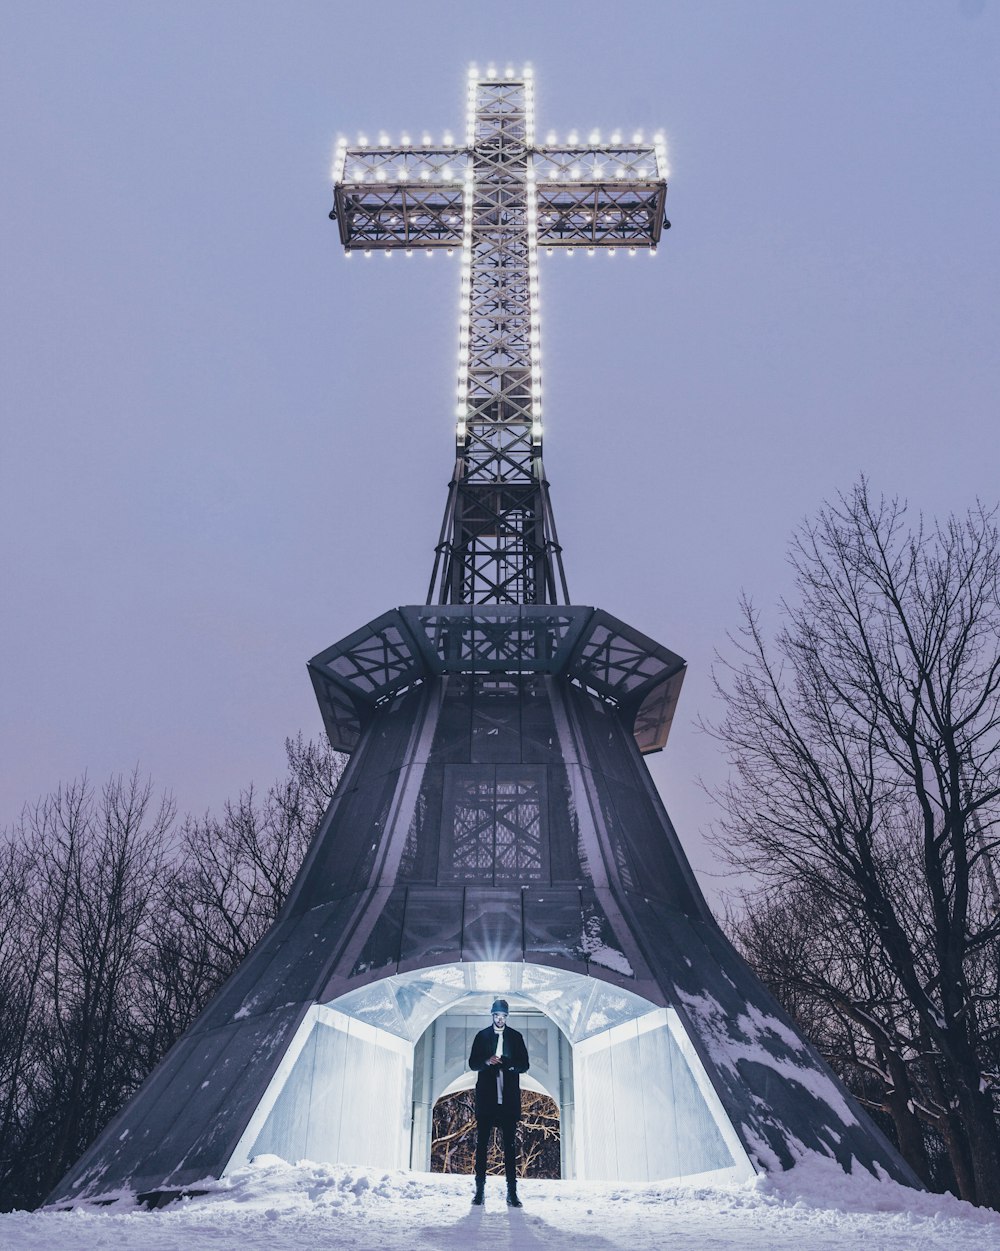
[230,960,751,1184]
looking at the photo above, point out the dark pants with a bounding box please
[474,1110,518,1187]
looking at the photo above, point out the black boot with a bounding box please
[506,1185,522,1208]
[472,1180,485,1206]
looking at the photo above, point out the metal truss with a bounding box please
[330,69,670,604]
[308,605,686,756]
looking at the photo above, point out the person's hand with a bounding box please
[487,1055,502,1065]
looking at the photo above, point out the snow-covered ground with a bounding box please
[3,1157,999,1251]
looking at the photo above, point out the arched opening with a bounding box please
[229,961,752,1185]
[431,1088,560,1179]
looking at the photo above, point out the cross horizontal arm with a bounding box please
[331,147,470,250]
[535,181,667,248]
[533,146,667,248]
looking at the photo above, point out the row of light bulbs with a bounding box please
[346,247,658,258]
[335,130,670,181]
[337,130,665,150]
[346,163,661,184]
[468,64,533,80]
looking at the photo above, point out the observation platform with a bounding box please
[308,605,686,757]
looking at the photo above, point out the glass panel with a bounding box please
[470,678,522,763]
[462,888,523,962]
[547,766,587,883]
[399,887,465,964]
[523,887,583,963]
[295,773,398,909]
[581,890,635,980]
[568,685,634,785]
[428,675,472,764]
[520,676,563,763]
[350,887,406,978]
[398,765,442,884]
[330,978,409,1037]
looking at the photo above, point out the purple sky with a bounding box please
[2,2,998,908]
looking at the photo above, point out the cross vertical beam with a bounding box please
[441,73,556,605]
[330,66,669,605]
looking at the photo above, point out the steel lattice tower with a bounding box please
[49,67,920,1207]
[332,68,667,604]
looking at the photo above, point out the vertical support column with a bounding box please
[410,1029,435,1171]
[432,71,564,605]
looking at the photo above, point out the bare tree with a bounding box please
[708,482,1000,1206]
[164,735,346,989]
[0,735,345,1211]
[0,771,175,1204]
[431,1090,560,1179]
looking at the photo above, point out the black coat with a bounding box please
[468,1025,530,1122]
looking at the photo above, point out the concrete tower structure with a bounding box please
[49,67,919,1205]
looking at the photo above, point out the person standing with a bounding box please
[468,998,530,1207]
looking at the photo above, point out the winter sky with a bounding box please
[2,2,998,906]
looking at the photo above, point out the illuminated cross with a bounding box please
[331,65,669,604]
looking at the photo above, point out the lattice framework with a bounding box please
[330,67,669,605]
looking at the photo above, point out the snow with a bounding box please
[677,989,859,1128]
[4,1156,999,1250]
